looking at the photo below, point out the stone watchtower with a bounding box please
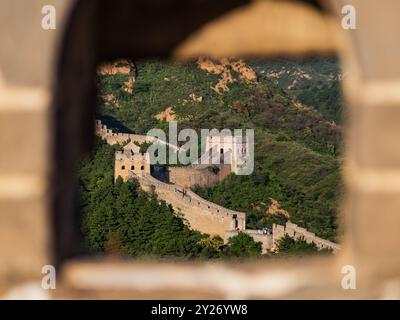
[204,132,250,174]
[114,141,151,181]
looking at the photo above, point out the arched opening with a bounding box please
[51,0,344,267]
[233,214,238,229]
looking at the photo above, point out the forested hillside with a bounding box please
[248,57,344,124]
[81,56,343,258]
[96,58,342,241]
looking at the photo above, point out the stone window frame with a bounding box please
[3,0,393,298]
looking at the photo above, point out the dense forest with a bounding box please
[80,56,343,258]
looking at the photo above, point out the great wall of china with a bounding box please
[95,120,340,253]
[135,172,246,237]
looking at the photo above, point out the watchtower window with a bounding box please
[140,165,144,170]
[121,165,125,170]
[220,148,224,154]
[131,165,135,170]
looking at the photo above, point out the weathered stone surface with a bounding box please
[0,110,48,174]
[348,103,400,168]
[0,197,50,284]
[345,190,400,277]
[0,0,71,87]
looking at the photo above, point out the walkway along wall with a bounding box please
[133,172,246,238]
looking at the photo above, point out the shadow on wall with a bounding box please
[151,165,170,183]
[98,115,133,134]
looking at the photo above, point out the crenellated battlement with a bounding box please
[273,221,340,252]
[95,120,157,146]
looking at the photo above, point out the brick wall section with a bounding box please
[0,0,73,285]
[336,0,400,279]
[168,164,231,188]
[134,173,246,237]
[225,222,341,254]
[95,120,158,146]
[273,222,341,252]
